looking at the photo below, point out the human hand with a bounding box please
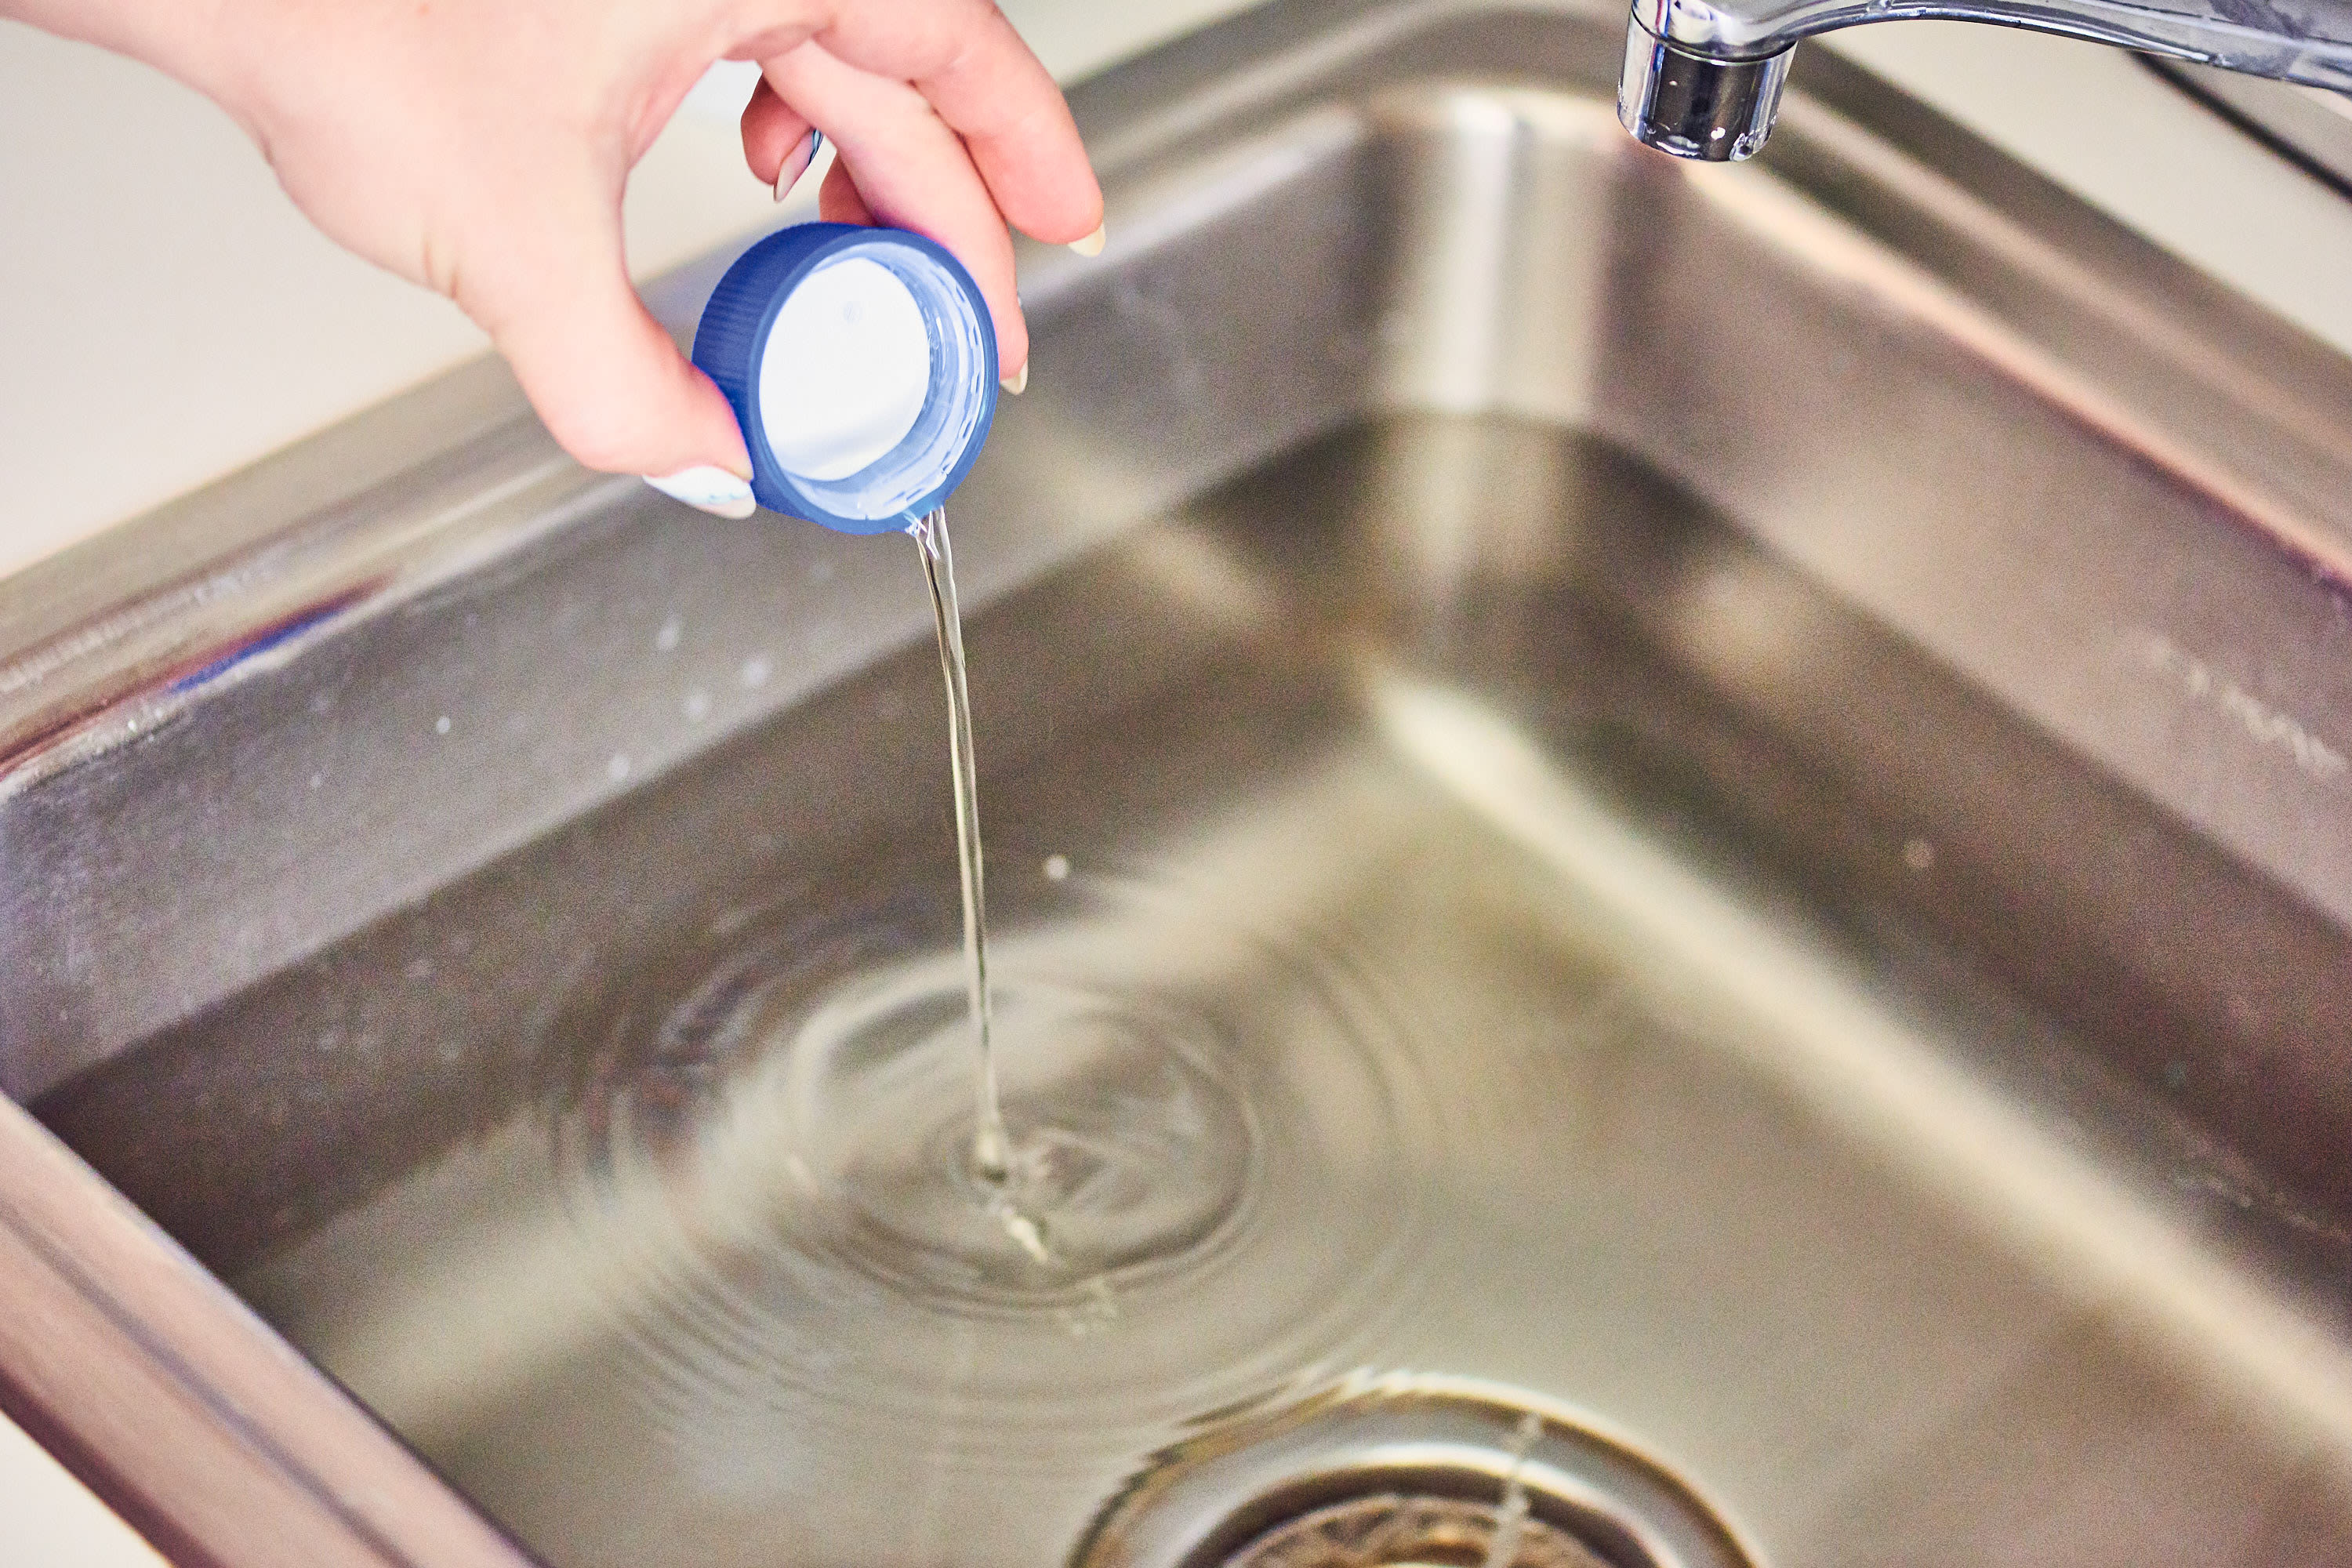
[13,0,1102,516]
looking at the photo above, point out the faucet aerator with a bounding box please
[1618,22,1795,162]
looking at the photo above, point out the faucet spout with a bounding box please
[1617,0,2352,161]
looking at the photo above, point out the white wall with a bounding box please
[0,1410,164,1567]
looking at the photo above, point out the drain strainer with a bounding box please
[1229,1493,1612,1568]
[1073,1377,1754,1568]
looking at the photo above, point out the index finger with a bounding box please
[808,0,1103,245]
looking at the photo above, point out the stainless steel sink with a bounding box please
[8,2,2352,1563]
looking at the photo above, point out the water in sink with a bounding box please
[371,470,1466,1564]
[42,414,2352,1566]
[273,751,1456,1566]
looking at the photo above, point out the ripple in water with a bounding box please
[541,869,1440,1483]
[699,960,1255,1313]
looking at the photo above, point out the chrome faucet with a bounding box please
[1618,0,2352,159]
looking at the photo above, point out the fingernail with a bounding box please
[774,130,823,203]
[999,360,1028,396]
[644,466,757,519]
[1068,222,1106,257]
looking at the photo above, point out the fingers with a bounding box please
[814,0,1103,247]
[456,162,754,513]
[763,40,1028,375]
[739,75,821,200]
[451,0,1105,501]
[818,158,877,227]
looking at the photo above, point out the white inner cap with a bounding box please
[758,256,932,481]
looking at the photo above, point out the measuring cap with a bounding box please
[692,223,999,534]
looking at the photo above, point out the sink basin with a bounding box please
[8,1,2352,1563]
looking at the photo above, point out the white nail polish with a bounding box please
[644,466,757,519]
[999,361,1028,396]
[1068,223,1106,257]
[775,130,823,202]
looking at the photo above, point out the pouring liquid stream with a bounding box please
[907,506,1051,1263]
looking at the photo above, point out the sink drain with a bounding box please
[1227,1493,1612,1568]
[1073,1378,1753,1568]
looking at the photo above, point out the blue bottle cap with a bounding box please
[692,223,999,534]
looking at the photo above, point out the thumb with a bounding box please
[459,176,757,518]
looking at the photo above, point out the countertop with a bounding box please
[5,0,2352,1559]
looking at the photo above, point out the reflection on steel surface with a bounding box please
[7,1,2352,1562]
